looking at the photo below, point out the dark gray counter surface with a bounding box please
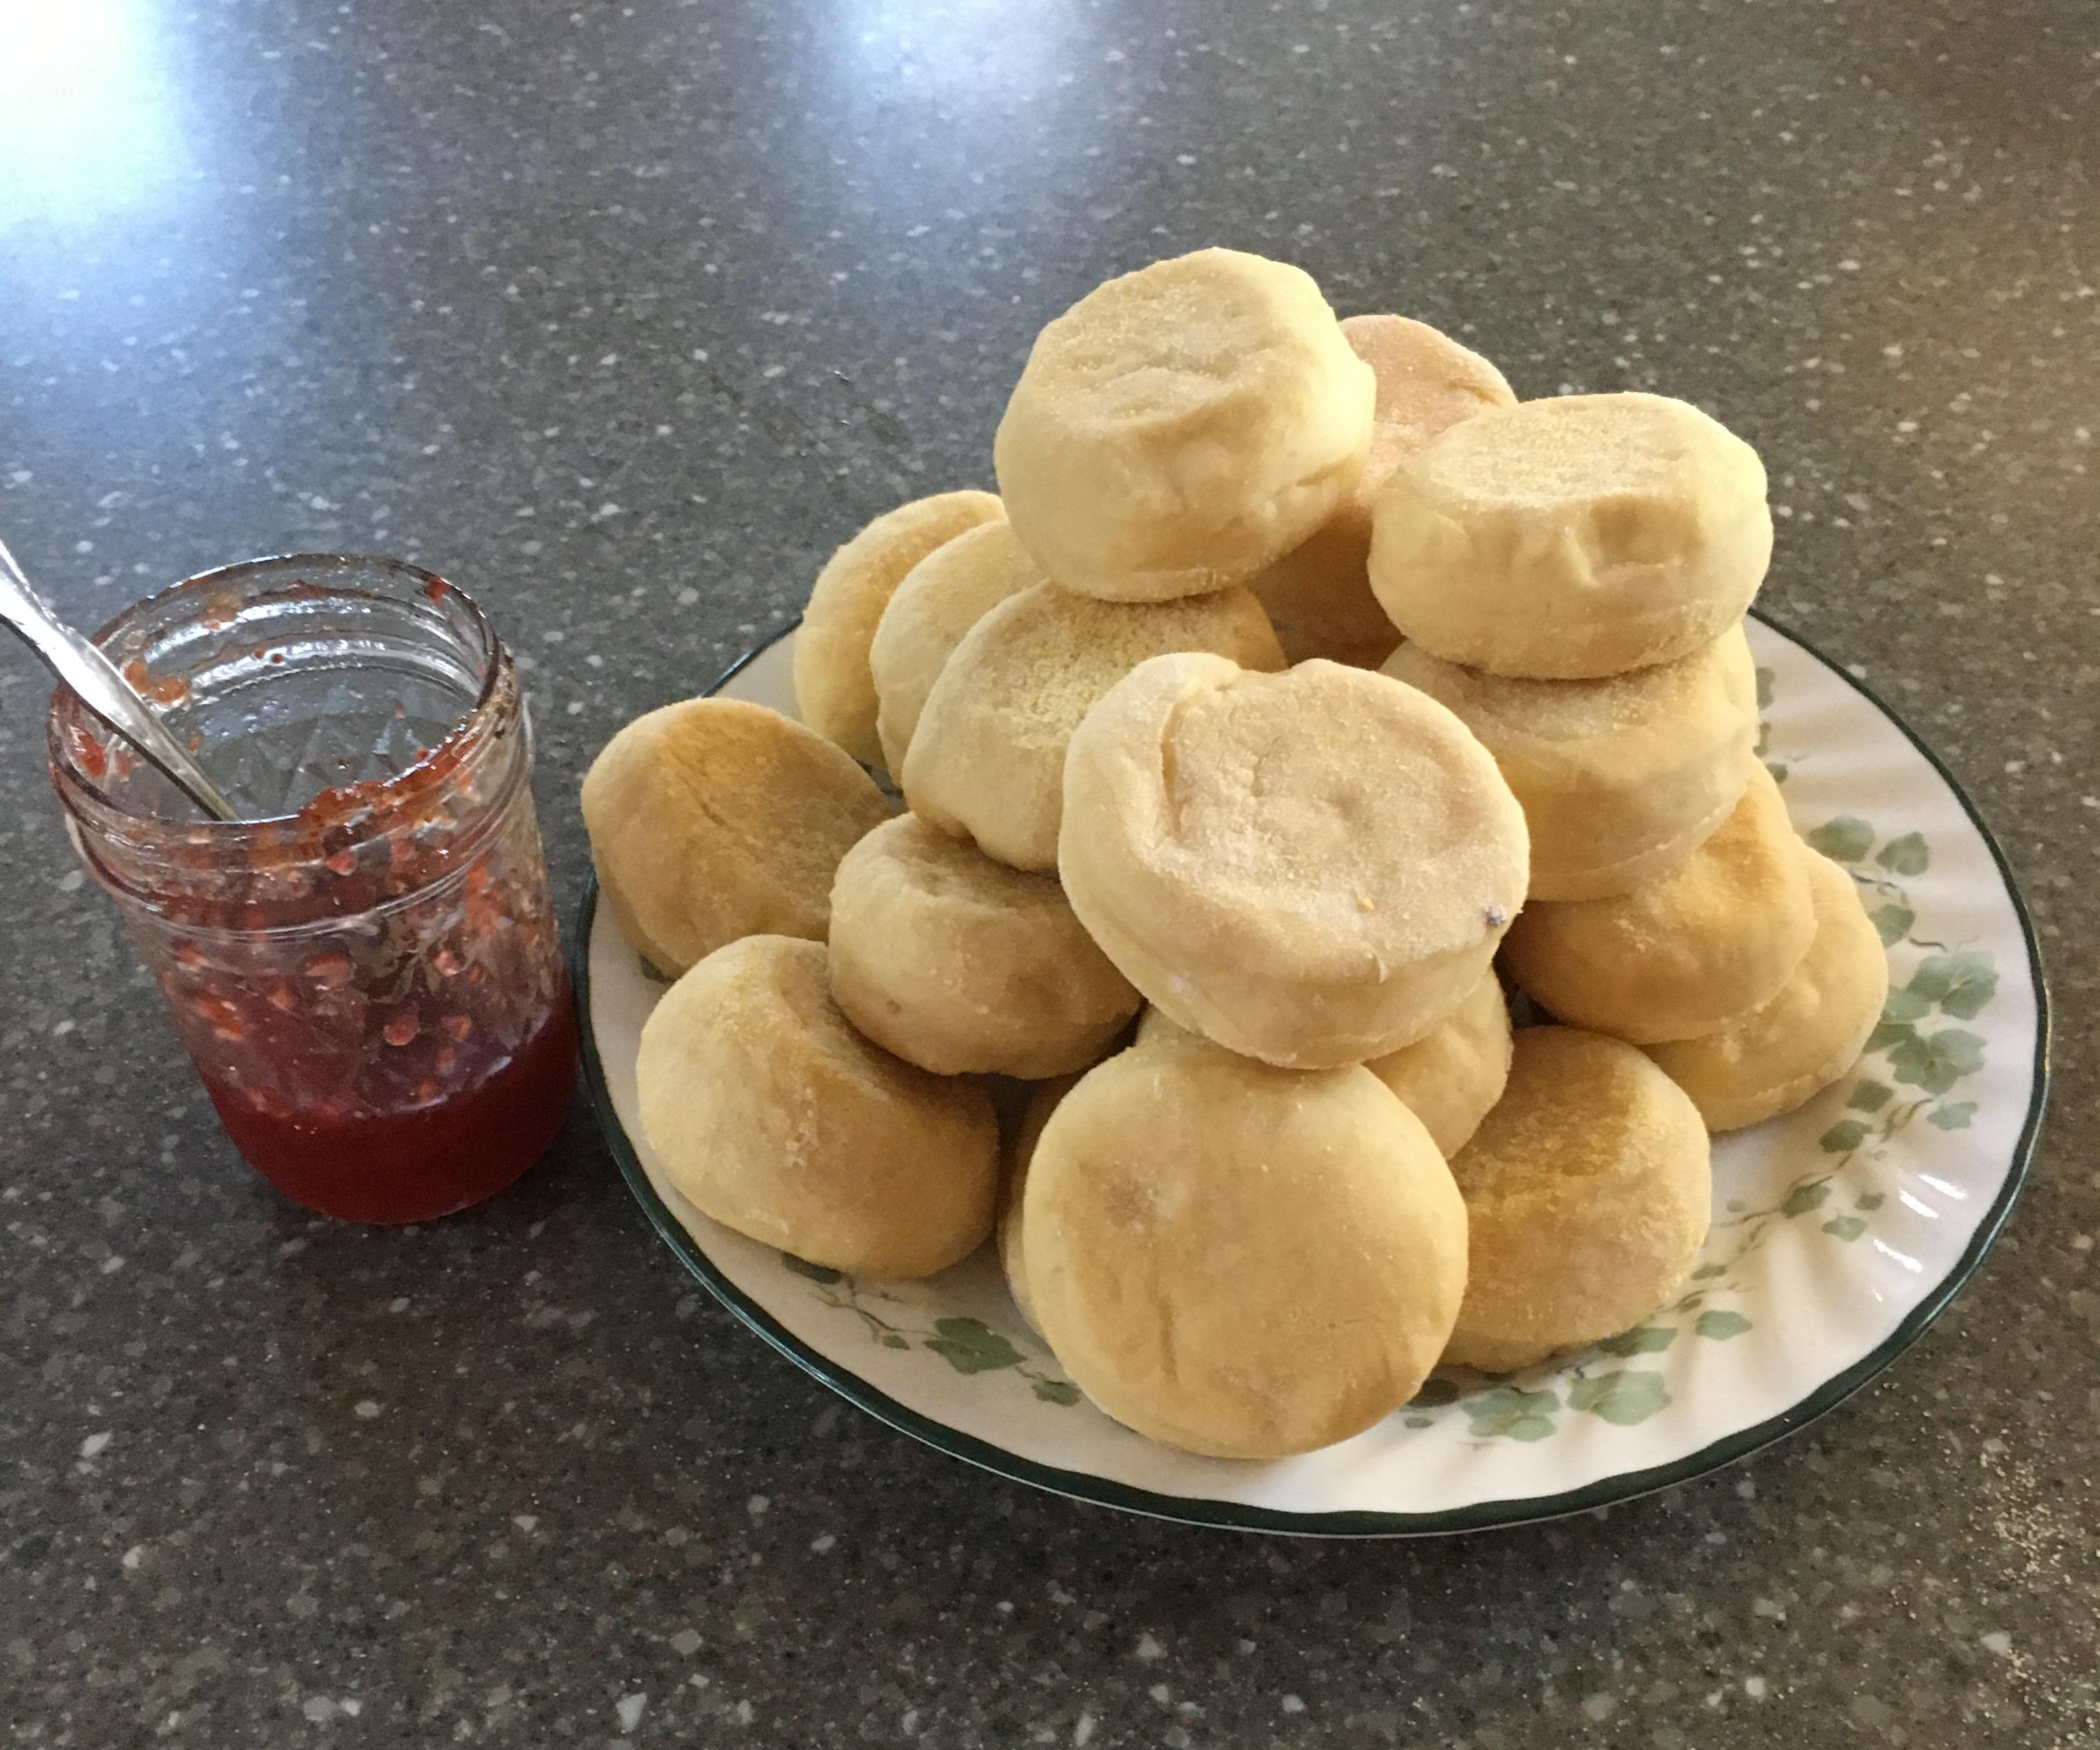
[3,1,2095,1744]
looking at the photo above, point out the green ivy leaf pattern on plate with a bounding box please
[1595,1326,1676,1357]
[1876,833,1930,876]
[1694,1310,1752,1340]
[1871,903,1916,947]
[1806,816,1875,862]
[1888,1026,1986,1095]
[1463,1387,1560,1443]
[1820,1120,1871,1154]
[1927,1101,1978,1131]
[1822,1215,1868,1242]
[924,1317,1024,1376]
[1782,1182,1832,1217]
[1849,1080,1894,1112]
[1907,951,1998,1020]
[783,1262,1081,1404]
[1867,1015,1918,1053]
[1568,1372,1672,1426]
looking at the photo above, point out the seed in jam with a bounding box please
[121,656,192,708]
[382,1007,420,1047]
[193,995,245,1041]
[67,722,108,781]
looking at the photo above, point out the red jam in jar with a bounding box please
[49,554,576,1222]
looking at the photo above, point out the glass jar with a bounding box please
[48,554,576,1223]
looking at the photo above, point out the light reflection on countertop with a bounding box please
[0,0,191,232]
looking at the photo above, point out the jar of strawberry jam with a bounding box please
[48,554,576,1222]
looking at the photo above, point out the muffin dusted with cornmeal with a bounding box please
[638,935,998,1279]
[997,1073,1079,1338]
[1383,626,1759,901]
[827,815,1140,1079]
[1251,314,1516,668]
[1060,653,1529,1068]
[1362,969,1515,1158]
[583,698,893,977]
[1134,969,1512,1160]
[1503,761,1816,1042]
[994,249,1374,603]
[794,490,1004,768]
[902,581,1283,872]
[1370,393,1771,679]
[1647,849,1889,1130]
[1444,1026,1711,1373]
[1022,1030,1467,1458]
[870,520,1047,774]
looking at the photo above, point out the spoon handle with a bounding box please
[0,539,240,822]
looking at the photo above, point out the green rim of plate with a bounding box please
[572,609,2051,1537]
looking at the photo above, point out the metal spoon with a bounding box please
[0,536,240,821]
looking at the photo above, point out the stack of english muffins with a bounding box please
[582,248,1890,1462]
[1373,392,1888,1135]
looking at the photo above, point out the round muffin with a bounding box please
[902,581,1285,872]
[1501,761,1816,1043]
[583,698,894,976]
[1383,624,1758,901]
[827,815,1140,1078]
[1363,969,1515,1158]
[870,520,1047,774]
[1060,653,1530,1068]
[1135,967,1511,1158]
[793,490,1004,767]
[1369,393,1772,679]
[1444,1026,1712,1373]
[1022,1031,1467,1458]
[1647,849,1890,1131]
[1238,513,1403,672]
[993,249,1375,603]
[997,1074,1078,1337]
[1344,313,1519,460]
[638,935,999,1278]
[1251,314,1516,667]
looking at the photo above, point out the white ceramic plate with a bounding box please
[576,616,2048,1535]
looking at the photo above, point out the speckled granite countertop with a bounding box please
[3,1,2095,1744]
